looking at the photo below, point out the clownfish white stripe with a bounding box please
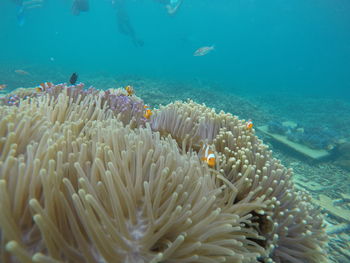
[207,153,215,162]
[199,143,216,167]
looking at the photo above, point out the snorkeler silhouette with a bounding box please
[12,0,44,26]
[113,0,144,47]
[72,0,89,15]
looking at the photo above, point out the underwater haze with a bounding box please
[1,1,350,262]
[1,0,350,99]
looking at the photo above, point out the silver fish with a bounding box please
[193,45,215,56]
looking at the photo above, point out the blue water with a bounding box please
[1,0,350,100]
[1,2,350,262]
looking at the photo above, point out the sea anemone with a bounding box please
[0,84,327,263]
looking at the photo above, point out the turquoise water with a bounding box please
[1,0,350,99]
[1,1,350,262]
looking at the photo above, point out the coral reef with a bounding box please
[332,142,350,171]
[313,193,350,263]
[267,121,288,135]
[267,121,339,151]
[0,84,327,263]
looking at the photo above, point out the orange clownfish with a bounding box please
[35,86,43,92]
[36,82,54,92]
[144,105,152,119]
[199,144,216,168]
[246,119,253,130]
[125,85,134,96]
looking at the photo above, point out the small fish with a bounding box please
[246,119,253,130]
[0,84,7,91]
[199,143,216,168]
[36,82,53,92]
[70,73,78,85]
[193,45,215,56]
[35,86,43,92]
[125,85,134,96]
[144,105,152,119]
[15,69,30,75]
